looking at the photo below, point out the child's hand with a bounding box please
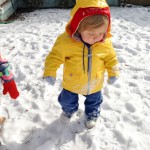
[3,80,19,99]
[45,76,56,85]
[107,76,118,85]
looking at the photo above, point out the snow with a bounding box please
[0,6,150,150]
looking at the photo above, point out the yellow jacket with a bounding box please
[43,0,119,95]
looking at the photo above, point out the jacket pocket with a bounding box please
[63,70,82,83]
[97,71,104,79]
[63,70,83,90]
[96,71,104,85]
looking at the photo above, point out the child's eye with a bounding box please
[88,33,95,36]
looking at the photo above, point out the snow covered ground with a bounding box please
[0,6,150,150]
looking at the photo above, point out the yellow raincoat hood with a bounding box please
[66,0,112,39]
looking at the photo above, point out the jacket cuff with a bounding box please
[43,70,56,78]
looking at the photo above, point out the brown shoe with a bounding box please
[0,117,5,126]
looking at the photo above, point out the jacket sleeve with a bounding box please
[0,54,14,83]
[43,35,65,77]
[104,40,119,77]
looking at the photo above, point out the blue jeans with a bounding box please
[58,89,103,120]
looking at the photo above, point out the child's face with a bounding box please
[80,24,107,45]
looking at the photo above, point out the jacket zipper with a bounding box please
[87,47,92,95]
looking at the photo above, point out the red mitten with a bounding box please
[3,80,19,99]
